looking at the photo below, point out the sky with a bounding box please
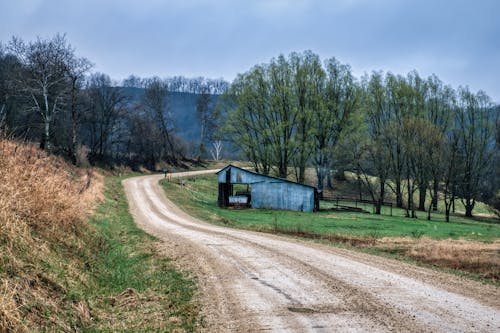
[1,0,499,102]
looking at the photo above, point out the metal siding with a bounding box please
[217,167,270,184]
[218,165,316,212]
[251,182,314,212]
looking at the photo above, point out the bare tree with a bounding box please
[67,57,92,164]
[84,73,127,160]
[196,84,215,159]
[8,34,75,151]
[142,77,178,163]
[210,140,223,160]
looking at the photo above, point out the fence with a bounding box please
[321,195,393,216]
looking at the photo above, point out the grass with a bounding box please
[163,175,499,241]
[83,175,200,332]
[161,174,500,283]
[0,138,200,332]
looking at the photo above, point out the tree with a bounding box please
[442,127,460,222]
[455,88,496,217]
[290,51,323,183]
[0,44,19,134]
[312,57,358,195]
[142,77,178,163]
[196,84,219,159]
[224,67,273,175]
[402,117,444,219]
[359,72,392,214]
[84,73,127,161]
[66,56,92,164]
[8,34,76,151]
[210,140,223,160]
[267,55,297,178]
[425,75,454,211]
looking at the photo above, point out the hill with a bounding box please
[0,139,199,331]
[122,87,218,144]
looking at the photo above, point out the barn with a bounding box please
[217,165,319,212]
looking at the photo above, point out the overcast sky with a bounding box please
[1,0,498,102]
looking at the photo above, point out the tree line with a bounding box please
[1,35,497,219]
[0,34,228,168]
[221,51,499,220]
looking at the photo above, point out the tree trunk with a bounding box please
[465,198,475,217]
[395,179,403,208]
[375,181,385,215]
[418,184,427,211]
[278,163,287,179]
[316,167,326,199]
[298,165,305,184]
[432,179,439,211]
[327,170,333,189]
[406,177,412,218]
[44,117,51,152]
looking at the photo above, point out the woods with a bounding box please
[222,51,499,219]
[0,35,228,168]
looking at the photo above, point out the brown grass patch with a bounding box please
[375,237,500,281]
[0,138,103,332]
[256,219,499,281]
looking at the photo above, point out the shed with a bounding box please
[216,165,319,212]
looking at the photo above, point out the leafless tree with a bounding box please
[210,140,223,160]
[84,73,127,159]
[67,56,92,164]
[143,77,178,163]
[8,34,75,151]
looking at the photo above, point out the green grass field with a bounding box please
[161,175,500,242]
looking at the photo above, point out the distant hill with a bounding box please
[122,87,219,144]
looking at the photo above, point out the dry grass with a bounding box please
[376,237,500,280]
[0,138,103,332]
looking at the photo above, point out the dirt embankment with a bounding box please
[124,173,500,332]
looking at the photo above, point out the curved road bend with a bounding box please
[123,171,500,333]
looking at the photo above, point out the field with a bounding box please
[161,174,500,283]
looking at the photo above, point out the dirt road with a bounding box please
[123,172,500,332]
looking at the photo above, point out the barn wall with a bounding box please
[251,182,315,212]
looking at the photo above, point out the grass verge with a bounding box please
[82,175,200,332]
[161,175,500,284]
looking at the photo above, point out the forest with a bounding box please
[0,35,499,220]
[0,34,228,169]
[220,51,499,220]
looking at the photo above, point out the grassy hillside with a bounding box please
[0,139,199,332]
[161,175,500,283]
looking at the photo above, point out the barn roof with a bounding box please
[216,164,317,190]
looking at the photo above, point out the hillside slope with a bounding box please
[0,139,102,330]
[0,139,199,332]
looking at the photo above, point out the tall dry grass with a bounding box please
[0,138,102,332]
[377,237,500,280]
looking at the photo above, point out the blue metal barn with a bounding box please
[216,165,319,212]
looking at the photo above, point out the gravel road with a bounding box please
[123,172,500,332]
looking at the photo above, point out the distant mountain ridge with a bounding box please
[122,87,220,144]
